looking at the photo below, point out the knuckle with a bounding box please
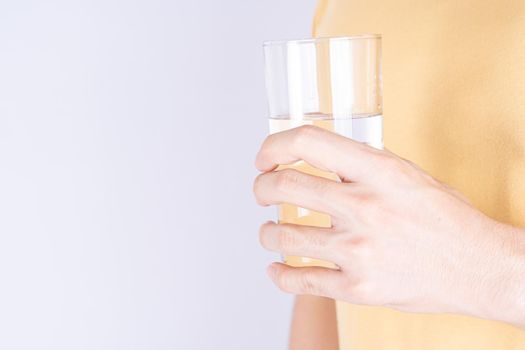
[383,154,404,173]
[450,187,471,204]
[351,191,375,213]
[381,155,416,184]
[349,279,372,303]
[417,169,443,188]
[338,189,382,226]
[252,174,266,204]
[277,226,297,250]
[311,176,330,196]
[351,240,372,260]
[275,169,301,192]
[300,272,320,295]
[306,231,328,250]
[364,198,385,223]
[345,237,369,254]
[275,270,292,293]
[292,125,319,148]
[337,236,369,260]
[333,187,358,214]
[258,222,274,248]
[296,124,319,138]
[338,270,376,304]
[252,173,263,195]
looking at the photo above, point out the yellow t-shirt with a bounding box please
[313,0,525,349]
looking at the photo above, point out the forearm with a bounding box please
[289,295,338,350]
[438,215,525,329]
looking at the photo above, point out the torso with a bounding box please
[313,0,525,348]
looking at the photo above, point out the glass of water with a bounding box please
[263,35,382,267]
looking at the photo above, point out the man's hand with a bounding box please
[253,125,525,328]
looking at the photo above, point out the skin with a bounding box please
[253,125,525,341]
[289,295,338,350]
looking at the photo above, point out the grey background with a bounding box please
[0,0,316,349]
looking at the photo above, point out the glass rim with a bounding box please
[263,34,381,47]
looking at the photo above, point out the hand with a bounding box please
[253,125,525,326]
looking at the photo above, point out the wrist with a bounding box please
[467,221,525,328]
[493,224,525,328]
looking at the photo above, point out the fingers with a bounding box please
[253,168,347,214]
[267,262,345,299]
[255,125,383,183]
[259,222,340,263]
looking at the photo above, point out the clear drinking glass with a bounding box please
[263,35,383,267]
